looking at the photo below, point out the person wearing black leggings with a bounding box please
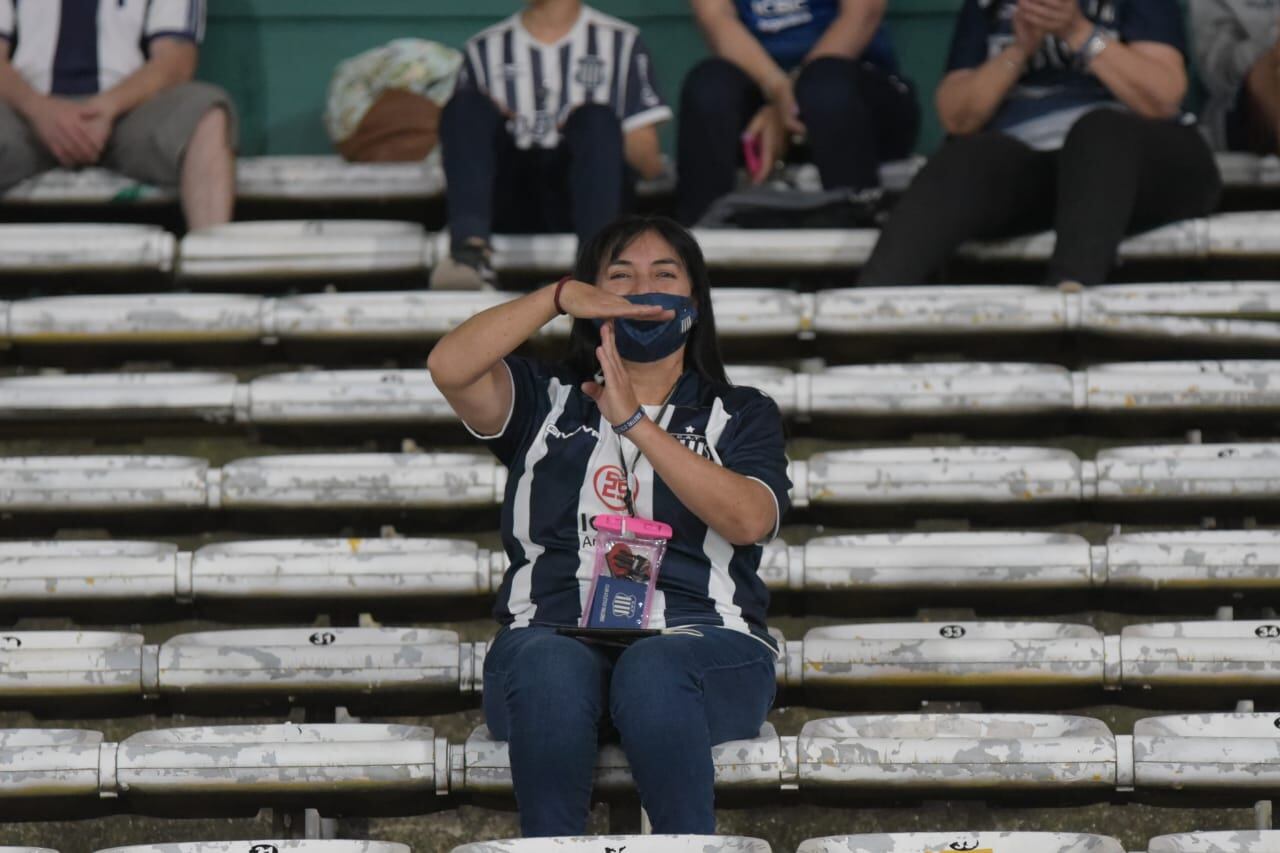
[676,0,920,227]
[858,0,1222,287]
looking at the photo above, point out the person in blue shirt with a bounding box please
[427,215,789,836]
[858,0,1221,287]
[676,0,919,225]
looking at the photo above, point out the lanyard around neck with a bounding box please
[615,376,681,518]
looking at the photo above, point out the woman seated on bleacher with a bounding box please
[427,215,788,837]
[676,0,920,225]
[1192,0,1280,156]
[858,0,1222,287]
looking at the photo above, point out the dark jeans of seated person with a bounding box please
[482,623,777,837]
[858,108,1222,287]
[440,88,628,251]
[676,55,920,226]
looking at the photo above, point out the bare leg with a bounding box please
[180,107,235,230]
[1242,40,1280,153]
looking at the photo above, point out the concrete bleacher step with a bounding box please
[271,291,519,341]
[450,838,770,853]
[188,538,500,603]
[0,372,238,421]
[9,360,1280,425]
[789,622,1111,692]
[1133,713,1280,794]
[0,728,105,801]
[0,224,175,274]
[1148,832,1280,853]
[235,155,445,202]
[789,532,1095,595]
[97,844,409,853]
[1083,282,1280,345]
[797,833,1125,853]
[804,363,1077,416]
[239,370,452,424]
[1093,443,1280,501]
[0,456,210,511]
[0,540,180,608]
[1083,361,1280,413]
[455,723,785,795]
[156,627,482,698]
[790,446,1085,508]
[0,631,148,701]
[1121,621,1280,690]
[8,294,267,344]
[3,167,173,205]
[4,284,1280,347]
[216,453,502,509]
[794,713,1120,795]
[114,723,447,811]
[178,221,431,279]
[1104,530,1280,594]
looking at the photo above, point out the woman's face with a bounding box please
[598,230,694,300]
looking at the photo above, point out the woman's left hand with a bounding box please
[581,322,641,427]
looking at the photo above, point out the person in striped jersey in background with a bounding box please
[0,0,237,229]
[430,0,673,291]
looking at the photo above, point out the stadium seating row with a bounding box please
[9,618,1280,703]
[3,284,1276,347]
[5,712,1280,810]
[0,156,933,207]
[0,531,1273,606]
[18,829,1280,853]
[2,151,1274,208]
[3,215,1279,278]
[0,444,1276,512]
[2,361,1278,424]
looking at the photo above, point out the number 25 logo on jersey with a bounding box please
[594,465,638,512]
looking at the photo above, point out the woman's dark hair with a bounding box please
[565,215,729,385]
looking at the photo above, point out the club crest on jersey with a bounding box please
[594,464,638,512]
[575,54,607,90]
[672,430,712,459]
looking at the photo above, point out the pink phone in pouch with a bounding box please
[742,132,763,178]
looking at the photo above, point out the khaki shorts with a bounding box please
[0,80,239,193]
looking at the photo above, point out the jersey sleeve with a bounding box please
[1118,0,1187,54]
[946,0,993,71]
[144,0,205,45]
[621,33,673,132]
[463,356,553,468]
[717,391,792,543]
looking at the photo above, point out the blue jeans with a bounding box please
[482,624,777,837]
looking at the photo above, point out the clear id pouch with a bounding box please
[580,514,672,629]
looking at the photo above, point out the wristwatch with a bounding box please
[1080,26,1110,69]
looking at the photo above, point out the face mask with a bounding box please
[595,293,698,363]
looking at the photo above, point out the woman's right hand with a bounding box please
[554,279,675,321]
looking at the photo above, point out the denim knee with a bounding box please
[681,57,753,116]
[563,102,622,147]
[794,56,858,119]
[484,629,609,739]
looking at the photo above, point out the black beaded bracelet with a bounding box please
[612,407,645,435]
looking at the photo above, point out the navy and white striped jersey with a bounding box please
[0,0,205,96]
[468,356,792,653]
[456,5,672,150]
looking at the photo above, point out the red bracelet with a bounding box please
[553,275,571,316]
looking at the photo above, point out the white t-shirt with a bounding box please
[457,5,672,150]
[0,0,205,96]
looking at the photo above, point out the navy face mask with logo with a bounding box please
[595,293,698,363]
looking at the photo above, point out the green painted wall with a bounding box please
[202,0,964,158]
